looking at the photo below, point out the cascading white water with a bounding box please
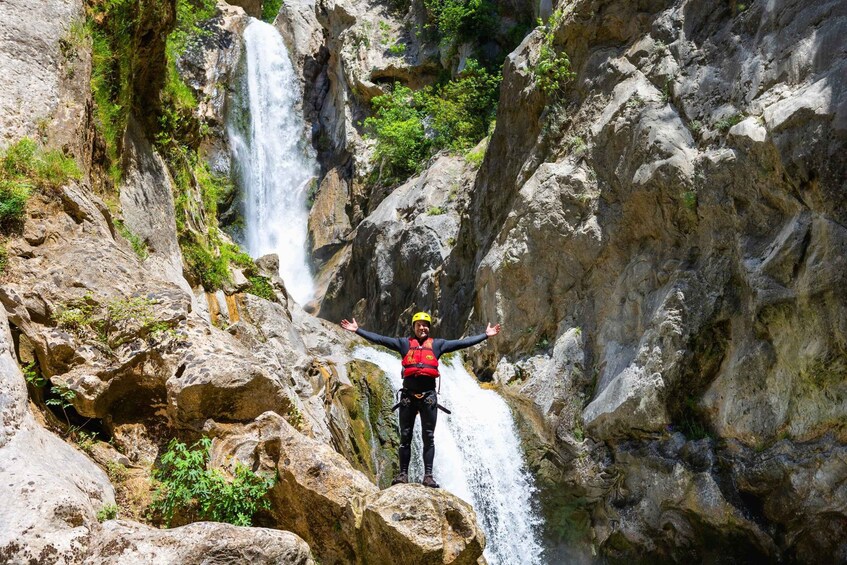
[352,347,544,565]
[228,19,317,305]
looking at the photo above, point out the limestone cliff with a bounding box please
[310,0,847,561]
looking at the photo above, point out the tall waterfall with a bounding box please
[228,19,316,305]
[353,347,544,565]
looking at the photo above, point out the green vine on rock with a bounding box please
[534,8,575,98]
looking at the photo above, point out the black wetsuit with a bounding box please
[355,328,488,475]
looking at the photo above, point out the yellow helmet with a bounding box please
[411,311,432,325]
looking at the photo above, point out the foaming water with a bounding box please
[352,347,544,565]
[228,18,316,305]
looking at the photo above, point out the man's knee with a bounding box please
[422,428,435,446]
[399,427,414,445]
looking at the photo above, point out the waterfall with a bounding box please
[228,19,317,305]
[352,347,544,565]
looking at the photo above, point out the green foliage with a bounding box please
[0,243,7,274]
[365,84,429,182]
[534,9,575,98]
[465,145,485,167]
[365,62,500,184]
[181,235,231,291]
[425,59,501,152]
[568,135,587,155]
[689,119,702,134]
[424,0,497,50]
[246,275,276,300]
[286,403,305,430]
[426,206,445,216]
[151,438,276,527]
[87,0,140,183]
[97,503,119,522]
[46,383,77,424]
[388,42,406,56]
[0,138,81,231]
[54,293,173,348]
[54,294,97,333]
[262,0,284,22]
[626,94,644,109]
[715,113,744,132]
[23,361,48,388]
[115,219,149,259]
[681,190,697,210]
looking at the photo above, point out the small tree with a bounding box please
[151,438,276,527]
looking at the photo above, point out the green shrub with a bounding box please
[181,236,230,290]
[46,382,77,425]
[534,9,575,97]
[465,145,485,166]
[97,503,119,522]
[424,0,497,49]
[365,62,500,184]
[151,438,276,527]
[0,138,81,231]
[23,361,48,388]
[246,275,276,300]
[425,59,500,152]
[426,206,445,215]
[261,0,283,22]
[364,84,430,182]
[87,0,141,183]
[715,113,744,132]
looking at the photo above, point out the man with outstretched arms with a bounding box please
[340,312,501,488]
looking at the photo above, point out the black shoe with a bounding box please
[422,474,439,488]
[391,472,408,485]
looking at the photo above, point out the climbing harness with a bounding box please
[391,389,452,414]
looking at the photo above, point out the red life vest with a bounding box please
[402,338,440,378]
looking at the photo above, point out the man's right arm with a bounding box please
[355,328,405,353]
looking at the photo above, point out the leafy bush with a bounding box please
[261,0,283,22]
[0,138,81,231]
[151,438,276,527]
[425,59,500,152]
[86,0,143,183]
[534,9,575,97]
[97,503,119,522]
[424,0,497,49]
[246,275,276,300]
[46,383,77,425]
[365,84,430,182]
[365,61,500,184]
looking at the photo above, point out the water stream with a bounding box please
[353,347,544,565]
[228,18,317,305]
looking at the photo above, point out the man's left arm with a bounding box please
[436,334,488,356]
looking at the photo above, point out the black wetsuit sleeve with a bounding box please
[355,328,408,354]
[433,334,488,357]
